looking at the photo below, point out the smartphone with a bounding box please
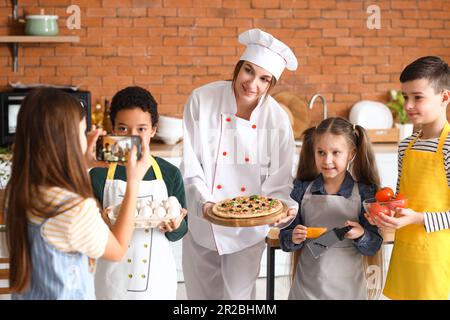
[96,135,142,162]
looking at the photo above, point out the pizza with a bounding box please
[212,195,284,219]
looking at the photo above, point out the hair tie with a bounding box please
[353,124,356,131]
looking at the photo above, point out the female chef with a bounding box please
[180,28,299,300]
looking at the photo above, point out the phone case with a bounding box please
[96,135,142,162]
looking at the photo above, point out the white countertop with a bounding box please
[150,140,400,159]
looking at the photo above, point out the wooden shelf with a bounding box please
[0,36,80,72]
[0,35,80,43]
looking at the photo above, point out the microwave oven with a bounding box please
[0,89,91,146]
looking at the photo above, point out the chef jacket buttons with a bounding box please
[245,157,249,163]
[252,124,257,129]
[223,151,227,156]
[226,117,231,122]
[241,187,246,192]
[217,184,222,190]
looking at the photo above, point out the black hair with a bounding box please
[110,86,159,127]
[400,56,450,93]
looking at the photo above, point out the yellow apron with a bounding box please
[383,122,450,300]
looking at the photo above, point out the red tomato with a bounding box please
[375,187,394,202]
[392,193,407,208]
[369,202,391,217]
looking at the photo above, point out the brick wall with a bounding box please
[0,0,449,124]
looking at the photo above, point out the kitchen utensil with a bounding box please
[305,226,352,259]
[349,100,393,129]
[363,197,408,218]
[155,115,183,145]
[273,91,310,139]
[278,102,294,127]
[24,12,59,36]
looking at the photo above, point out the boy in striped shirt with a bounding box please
[368,56,450,299]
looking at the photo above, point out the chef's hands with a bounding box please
[344,220,364,240]
[85,125,109,169]
[202,202,215,218]
[364,208,423,231]
[273,208,296,228]
[158,208,187,233]
[291,224,307,244]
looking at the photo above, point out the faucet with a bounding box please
[308,93,327,120]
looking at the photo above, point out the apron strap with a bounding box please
[437,122,450,153]
[407,122,450,153]
[302,181,314,202]
[106,163,117,180]
[150,156,163,180]
[106,156,163,181]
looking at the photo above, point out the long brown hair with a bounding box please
[291,117,382,287]
[4,88,94,293]
[296,117,381,187]
[231,60,277,104]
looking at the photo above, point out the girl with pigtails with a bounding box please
[279,117,383,300]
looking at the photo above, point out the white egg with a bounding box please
[167,196,180,208]
[140,206,153,219]
[162,200,170,210]
[137,199,147,210]
[112,205,121,218]
[150,200,160,210]
[113,204,138,218]
[154,206,166,219]
[167,207,181,218]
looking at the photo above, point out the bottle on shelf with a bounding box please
[103,98,112,133]
[91,100,104,129]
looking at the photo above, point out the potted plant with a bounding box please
[387,90,413,140]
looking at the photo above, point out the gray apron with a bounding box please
[288,182,367,300]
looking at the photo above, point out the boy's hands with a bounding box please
[85,125,109,169]
[366,208,423,231]
[126,135,151,184]
[344,220,364,240]
[158,208,187,233]
[292,224,307,244]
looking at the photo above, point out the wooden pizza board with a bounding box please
[205,202,288,227]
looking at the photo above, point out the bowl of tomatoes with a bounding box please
[363,187,407,218]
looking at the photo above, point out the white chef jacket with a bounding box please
[181,80,298,255]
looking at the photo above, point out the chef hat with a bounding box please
[238,28,298,80]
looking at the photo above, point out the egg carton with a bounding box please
[106,196,181,229]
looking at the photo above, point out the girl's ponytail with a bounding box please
[295,127,318,181]
[351,125,381,189]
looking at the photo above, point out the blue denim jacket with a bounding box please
[279,172,382,256]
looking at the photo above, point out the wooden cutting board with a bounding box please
[273,91,311,140]
[205,202,288,227]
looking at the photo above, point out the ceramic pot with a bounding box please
[25,15,59,36]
